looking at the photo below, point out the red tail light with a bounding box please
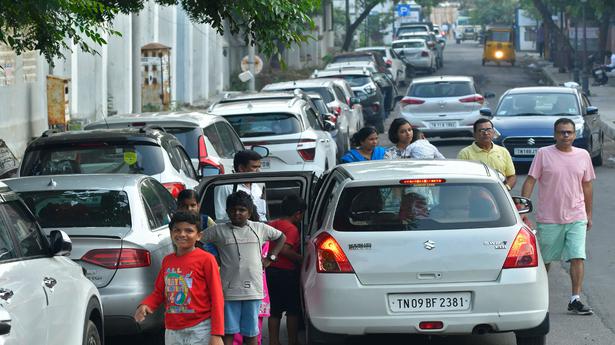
[163,182,186,198]
[82,248,151,269]
[419,321,444,330]
[327,114,338,124]
[385,59,393,66]
[459,94,485,105]
[400,97,425,105]
[421,50,429,57]
[198,135,224,174]
[314,233,354,273]
[503,227,538,269]
[298,148,316,161]
[330,106,342,116]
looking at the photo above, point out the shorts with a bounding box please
[224,299,261,337]
[165,319,211,345]
[536,221,587,263]
[266,267,301,318]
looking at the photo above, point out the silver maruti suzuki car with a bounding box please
[3,174,177,336]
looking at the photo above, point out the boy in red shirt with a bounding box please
[134,211,224,345]
[266,195,306,345]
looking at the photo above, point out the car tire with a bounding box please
[456,39,461,44]
[515,335,546,345]
[592,144,603,166]
[83,320,102,345]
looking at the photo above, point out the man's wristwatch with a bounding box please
[267,254,278,262]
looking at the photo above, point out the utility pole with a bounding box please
[581,0,590,95]
[248,40,256,92]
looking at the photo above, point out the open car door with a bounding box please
[198,171,317,250]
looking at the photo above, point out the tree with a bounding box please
[342,0,382,51]
[0,0,320,64]
[470,0,517,26]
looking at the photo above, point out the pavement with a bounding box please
[529,53,615,140]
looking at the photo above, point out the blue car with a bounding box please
[481,86,603,166]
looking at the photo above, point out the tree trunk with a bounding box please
[530,0,574,59]
[598,7,613,57]
[342,1,380,51]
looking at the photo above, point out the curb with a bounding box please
[539,65,615,141]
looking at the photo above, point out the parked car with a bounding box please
[330,51,393,79]
[208,93,337,176]
[400,32,444,68]
[395,23,430,39]
[392,38,437,74]
[19,127,199,197]
[197,159,549,345]
[3,174,178,337]
[85,111,245,176]
[486,86,604,166]
[312,68,387,133]
[262,79,360,155]
[355,46,407,85]
[400,75,495,138]
[456,26,478,43]
[0,181,103,344]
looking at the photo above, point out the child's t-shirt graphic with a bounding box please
[165,268,196,314]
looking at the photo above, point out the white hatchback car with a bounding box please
[199,160,550,345]
[392,38,437,74]
[0,182,103,345]
[209,94,337,176]
[355,46,406,85]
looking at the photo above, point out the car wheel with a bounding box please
[456,38,461,44]
[83,320,101,345]
[592,140,603,166]
[515,335,546,345]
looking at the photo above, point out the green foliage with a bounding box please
[0,0,321,64]
[470,0,517,26]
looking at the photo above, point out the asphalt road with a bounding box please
[109,40,615,345]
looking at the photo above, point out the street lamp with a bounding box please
[580,0,590,95]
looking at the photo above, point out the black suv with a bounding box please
[19,127,199,197]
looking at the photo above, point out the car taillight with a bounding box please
[298,148,316,161]
[198,135,225,175]
[330,106,342,116]
[314,232,354,273]
[459,94,485,105]
[502,227,538,269]
[81,248,151,269]
[421,50,429,57]
[163,182,186,198]
[386,59,392,66]
[400,97,425,105]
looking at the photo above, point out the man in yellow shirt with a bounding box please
[458,118,516,190]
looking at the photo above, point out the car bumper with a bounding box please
[401,112,486,137]
[304,268,548,335]
[100,280,163,335]
[411,58,432,69]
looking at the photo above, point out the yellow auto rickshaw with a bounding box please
[482,27,515,66]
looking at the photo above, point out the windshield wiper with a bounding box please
[509,112,543,116]
[549,112,579,116]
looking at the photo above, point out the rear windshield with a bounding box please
[332,55,373,64]
[409,81,474,98]
[312,99,329,115]
[488,31,511,42]
[165,127,200,158]
[21,142,165,176]
[333,183,516,231]
[392,41,424,49]
[225,113,302,137]
[397,27,428,36]
[18,190,131,228]
[341,75,371,87]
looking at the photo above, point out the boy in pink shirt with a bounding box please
[522,118,595,315]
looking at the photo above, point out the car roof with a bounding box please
[411,75,474,83]
[263,79,335,90]
[337,160,495,181]
[392,38,426,44]
[86,111,221,128]
[27,128,167,149]
[208,98,307,116]
[505,86,576,94]
[3,174,148,192]
[313,69,370,77]
[355,47,386,51]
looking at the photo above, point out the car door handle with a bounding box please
[0,288,13,301]
[43,277,57,289]
[319,139,326,143]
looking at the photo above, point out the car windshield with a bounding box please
[225,113,302,137]
[495,93,580,116]
[488,31,511,42]
[409,81,474,98]
[20,142,165,176]
[392,41,424,49]
[333,183,516,231]
[341,75,371,87]
[165,127,200,158]
[18,190,131,228]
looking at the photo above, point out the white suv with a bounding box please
[200,160,550,345]
[0,182,103,345]
[209,93,337,176]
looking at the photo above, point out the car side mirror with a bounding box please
[512,196,533,214]
[251,145,270,158]
[323,119,336,131]
[479,108,493,117]
[484,92,496,99]
[586,106,598,115]
[0,322,9,336]
[350,97,361,105]
[200,164,221,177]
[49,230,72,256]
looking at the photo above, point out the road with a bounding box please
[108,40,615,345]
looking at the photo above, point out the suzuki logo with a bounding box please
[527,138,535,145]
[424,240,436,250]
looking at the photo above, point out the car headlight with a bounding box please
[493,127,501,139]
[494,51,504,59]
[364,86,375,95]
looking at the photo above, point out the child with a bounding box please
[134,211,224,345]
[266,195,306,345]
[202,191,286,345]
[406,128,445,159]
[177,189,218,257]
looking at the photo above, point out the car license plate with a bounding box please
[430,121,457,129]
[388,292,471,312]
[260,159,270,169]
[513,148,538,156]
